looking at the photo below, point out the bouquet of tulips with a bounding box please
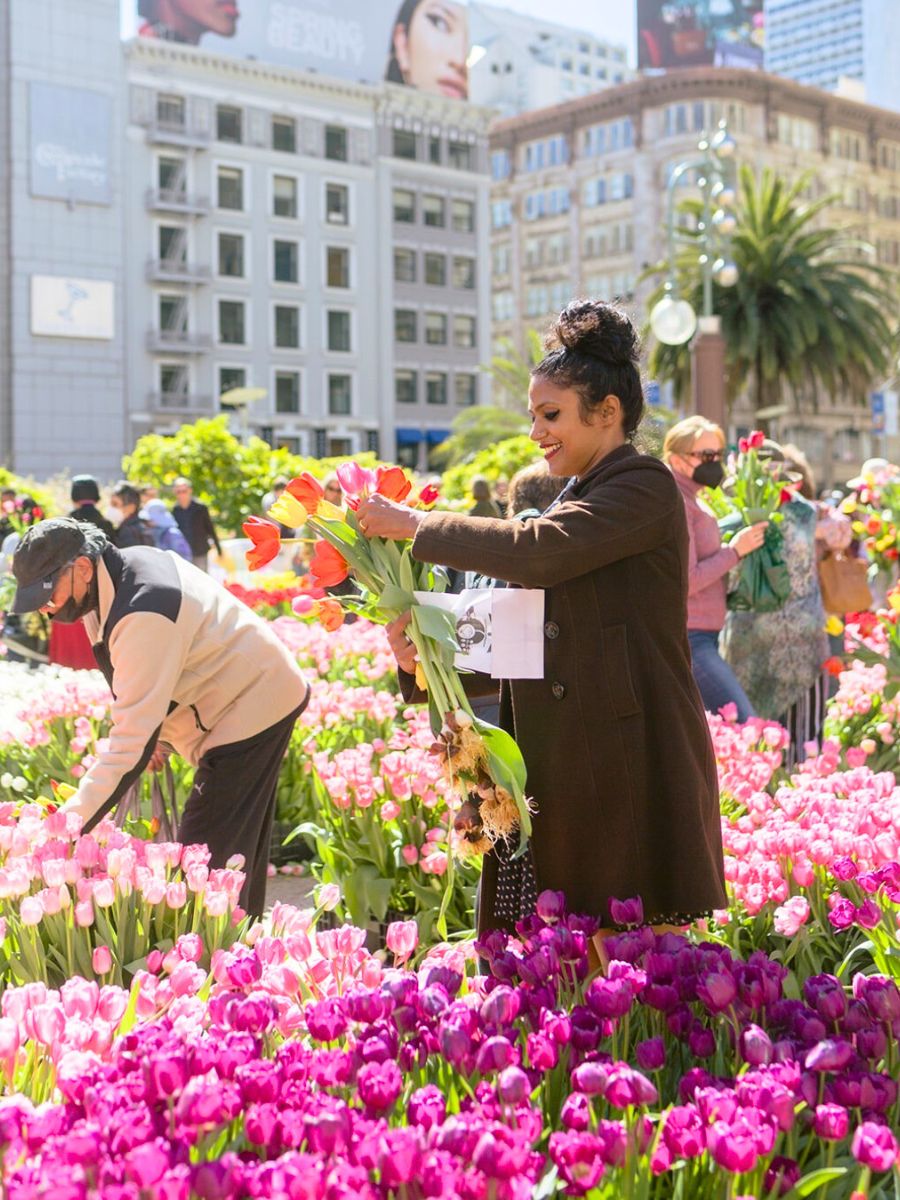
[243,467,532,928]
[703,431,792,614]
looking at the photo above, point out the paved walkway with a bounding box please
[264,868,315,911]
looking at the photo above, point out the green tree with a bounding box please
[647,165,899,419]
[441,436,542,502]
[429,407,529,469]
[487,330,544,409]
[123,417,379,535]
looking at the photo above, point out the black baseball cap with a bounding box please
[9,518,92,614]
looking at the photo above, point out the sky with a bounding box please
[120,1,638,66]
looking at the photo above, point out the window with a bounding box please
[329,437,353,456]
[158,225,185,263]
[453,315,476,348]
[492,243,511,275]
[274,305,300,349]
[447,140,473,170]
[492,290,515,321]
[328,374,352,415]
[157,93,184,127]
[277,437,301,454]
[326,183,349,225]
[393,188,416,223]
[273,175,298,219]
[275,371,301,413]
[157,156,184,195]
[395,309,417,342]
[393,247,417,283]
[219,366,246,404]
[425,312,447,346]
[393,129,417,159]
[272,116,296,152]
[327,310,351,352]
[428,135,441,164]
[216,105,242,143]
[423,194,445,227]
[424,253,446,286]
[426,372,447,405]
[273,240,299,284]
[325,125,348,161]
[160,364,188,397]
[326,246,350,288]
[217,232,244,278]
[159,294,185,332]
[455,374,476,407]
[492,200,512,229]
[395,370,418,404]
[219,300,245,345]
[452,256,475,289]
[491,150,511,181]
[217,167,243,211]
[451,199,475,232]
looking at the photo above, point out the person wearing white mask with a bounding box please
[108,482,154,549]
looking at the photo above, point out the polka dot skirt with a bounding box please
[493,838,539,929]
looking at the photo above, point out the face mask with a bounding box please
[692,460,725,489]
[104,506,124,528]
[48,565,99,624]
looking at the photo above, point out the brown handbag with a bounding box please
[818,551,873,615]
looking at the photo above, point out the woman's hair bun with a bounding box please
[547,299,639,368]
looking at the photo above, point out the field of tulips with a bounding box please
[1,599,900,1196]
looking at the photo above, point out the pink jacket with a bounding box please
[673,470,738,632]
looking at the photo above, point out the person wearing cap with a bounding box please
[9,517,310,917]
[69,475,116,541]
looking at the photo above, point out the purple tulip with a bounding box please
[548,1130,606,1193]
[439,1021,472,1069]
[642,983,681,1013]
[244,1102,279,1147]
[635,1037,666,1072]
[527,1031,558,1071]
[305,997,348,1042]
[356,1060,402,1114]
[687,1024,716,1059]
[560,1092,591,1132]
[407,1084,446,1131]
[234,1060,281,1105]
[855,899,883,929]
[571,1061,608,1097]
[481,985,520,1027]
[585,977,634,1020]
[814,1103,850,1141]
[143,1054,188,1103]
[124,1139,171,1188]
[378,1128,423,1188]
[854,975,900,1022]
[569,1008,602,1053]
[192,1156,244,1200]
[608,896,644,927]
[803,975,848,1023]
[828,898,857,930]
[707,1119,759,1174]
[475,1035,517,1075]
[535,890,566,923]
[805,1039,854,1072]
[831,856,859,880]
[222,947,262,989]
[852,1120,899,1172]
[497,1065,530,1105]
[696,970,737,1014]
[764,1156,800,1196]
[739,1024,773,1066]
[662,1105,706,1158]
[603,1063,658,1109]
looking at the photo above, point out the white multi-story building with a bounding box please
[765,0,900,112]
[468,2,631,118]
[0,0,494,478]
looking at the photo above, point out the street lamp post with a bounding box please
[649,121,739,430]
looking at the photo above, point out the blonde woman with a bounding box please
[664,417,766,721]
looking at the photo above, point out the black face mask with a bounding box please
[692,460,725,489]
[48,565,99,624]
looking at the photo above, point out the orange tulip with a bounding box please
[309,540,350,587]
[315,598,345,632]
[285,472,325,515]
[243,516,281,570]
[376,466,412,504]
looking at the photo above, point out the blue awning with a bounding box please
[395,428,422,445]
[425,429,450,444]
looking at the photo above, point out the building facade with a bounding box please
[764,0,900,113]
[489,68,900,484]
[0,0,493,479]
[468,2,630,118]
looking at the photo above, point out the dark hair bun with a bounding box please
[548,300,639,368]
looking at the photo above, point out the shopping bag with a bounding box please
[726,522,791,614]
[818,551,873,614]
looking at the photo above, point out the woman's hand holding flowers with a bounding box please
[386,612,417,674]
[357,494,425,541]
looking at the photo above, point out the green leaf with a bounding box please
[379,583,416,612]
[789,1167,848,1197]
[411,604,459,650]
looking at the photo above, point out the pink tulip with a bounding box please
[385,920,418,961]
[92,945,113,976]
[166,882,187,910]
[401,844,419,865]
[19,896,43,926]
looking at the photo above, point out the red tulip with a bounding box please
[309,540,350,587]
[419,484,440,507]
[285,473,325,515]
[375,466,412,504]
[243,516,281,570]
[315,598,345,631]
[748,430,766,449]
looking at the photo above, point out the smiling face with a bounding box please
[393,1,468,100]
[528,377,626,480]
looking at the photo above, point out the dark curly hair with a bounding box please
[532,300,644,439]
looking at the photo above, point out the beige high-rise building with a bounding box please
[489,67,900,485]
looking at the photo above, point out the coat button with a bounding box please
[544,621,560,639]
[551,681,566,700]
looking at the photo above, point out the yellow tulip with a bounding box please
[268,493,308,527]
[54,782,77,801]
[415,663,428,693]
[889,592,900,612]
[876,534,895,553]
[852,521,865,535]
[824,615,844,636]
[315,500,347,522]
[841,498,857,514]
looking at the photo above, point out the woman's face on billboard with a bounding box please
[165,0,240,40]
[394,1,468,100]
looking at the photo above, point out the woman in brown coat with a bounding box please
[359,301,726,938]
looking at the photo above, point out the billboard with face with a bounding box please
[126,1,469,100]
[637,1,763,71]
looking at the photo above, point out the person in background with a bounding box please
[69,476,116,541]
[171,477,221,572]
[141,498,193,560]
[722,440,829,758]
[109,483,154,550]
[505,461,563,520]
[493,477,510,518]
[262,476,288,517]
[469,476,501,519]
[8,517,308,917]
[140,484,159,505]
[664,416,766,721]
[322,475,343,507]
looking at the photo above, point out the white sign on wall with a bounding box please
[30,275,114,340]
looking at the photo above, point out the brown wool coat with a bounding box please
[409,443,726,934]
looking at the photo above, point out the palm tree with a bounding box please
[487,329,545,410]
[646,166,899,420]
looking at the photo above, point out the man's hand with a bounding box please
[386,612,418,675]
[146,742,170,774]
